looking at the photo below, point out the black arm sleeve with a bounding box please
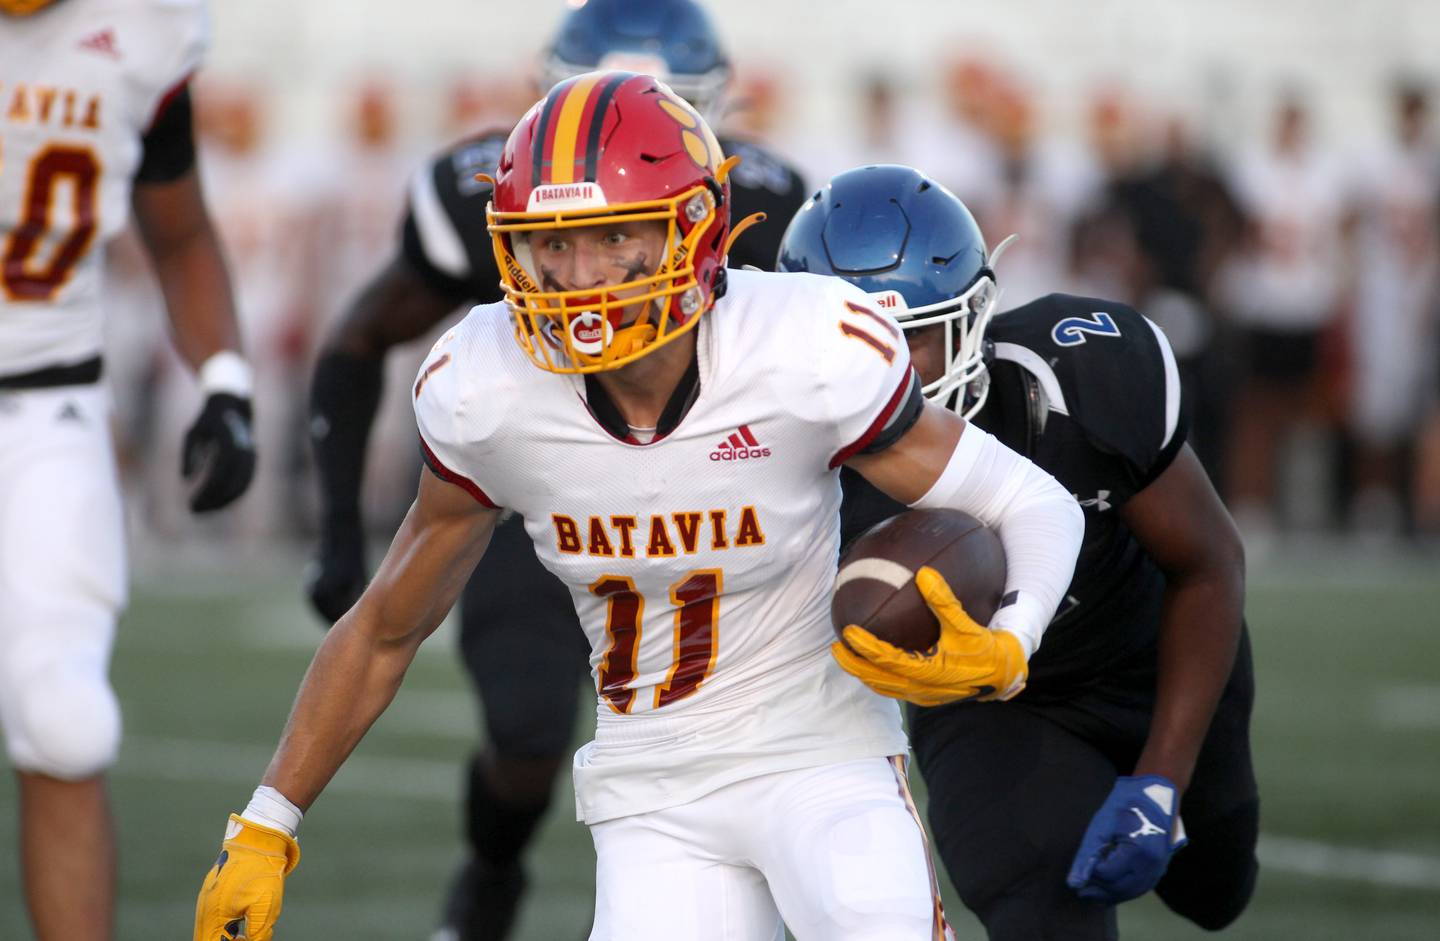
[135,85,197,184]
[309,349,385,528]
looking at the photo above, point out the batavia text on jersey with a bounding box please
[552,506,767,558]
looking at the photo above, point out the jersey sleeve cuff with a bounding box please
[418,435,497,508]
[828,368,920,468]
[989,591,1051,660]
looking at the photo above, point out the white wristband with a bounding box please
[241,785,304,838]
[199,350,253,398]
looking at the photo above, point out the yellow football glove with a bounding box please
[831,565,1028,706]
[194,814,300,941]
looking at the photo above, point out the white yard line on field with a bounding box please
[1372,685,1440,729]
[118,735,1440,891]
[373,688,479,739]
[118,734,460,801]
[1259,836,1440,891]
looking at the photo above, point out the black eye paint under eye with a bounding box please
[618,252,651,282]
[538,265,564,292]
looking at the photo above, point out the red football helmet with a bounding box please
[488,70,733,373]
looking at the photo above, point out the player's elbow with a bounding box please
[1034,471,1085,552]
[317,314,386,360]
[1061,485,1085,536]
[1199,514,1247,598]
[1219,521,1246,592]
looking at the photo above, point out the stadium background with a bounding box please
[4,0,1440,938]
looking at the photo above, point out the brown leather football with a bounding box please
[832,509,1007,652]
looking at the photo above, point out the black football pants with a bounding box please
[911,631,1259,941]
[458,512,591,761]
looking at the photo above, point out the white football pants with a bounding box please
[0,385,126,778]
[587,756,951,941]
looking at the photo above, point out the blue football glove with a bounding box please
[1066,775,1188,905]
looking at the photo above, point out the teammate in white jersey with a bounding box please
[194,71,1083,941]
[1,2,254,939]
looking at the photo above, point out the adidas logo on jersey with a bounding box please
[709,424,770,461]
[78,28,121,58]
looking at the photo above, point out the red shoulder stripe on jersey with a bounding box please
[828,367,916,469]
[419,435,497,508]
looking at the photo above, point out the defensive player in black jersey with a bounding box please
[779,165,1258,940]
[303,3,808,938]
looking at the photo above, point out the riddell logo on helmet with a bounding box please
[870,290,909,312]
[710,425,770,461]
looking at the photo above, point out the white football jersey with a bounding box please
[416,268,917,823]
[0,0,207,375]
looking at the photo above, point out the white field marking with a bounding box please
[1259,836,1440,890]
[1372,684,1440,729]
[236,607,461,656]
[116,735,461,801]
[111,728,1440,893]
[372,688,478,739]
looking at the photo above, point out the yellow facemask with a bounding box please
[0,0,62,16]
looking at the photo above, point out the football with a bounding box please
[832,509,1007,652]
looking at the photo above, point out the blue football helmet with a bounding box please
[543,0,731,118]
[777,164,1011,417]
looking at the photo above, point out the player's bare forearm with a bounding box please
[1133,567,1243,791]
[322,256,461,358]
[131,169,242,369]
[312,260,461,516]
[1122,445,1246,792]
[264,472,500,807]
[307,262,465,621]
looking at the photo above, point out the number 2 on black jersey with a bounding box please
[1052,312,1121,347]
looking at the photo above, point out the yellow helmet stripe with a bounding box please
[549,73,604,185]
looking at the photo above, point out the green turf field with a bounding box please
[2,548,1438,939]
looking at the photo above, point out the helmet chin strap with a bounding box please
[605,322,658,360]
[570,301,659,366]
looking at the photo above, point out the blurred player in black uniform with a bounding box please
[779,165,1258,940]
[303,3,807,938]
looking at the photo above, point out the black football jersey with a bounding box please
[840,294,1188,693]
[398,130,808,304]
